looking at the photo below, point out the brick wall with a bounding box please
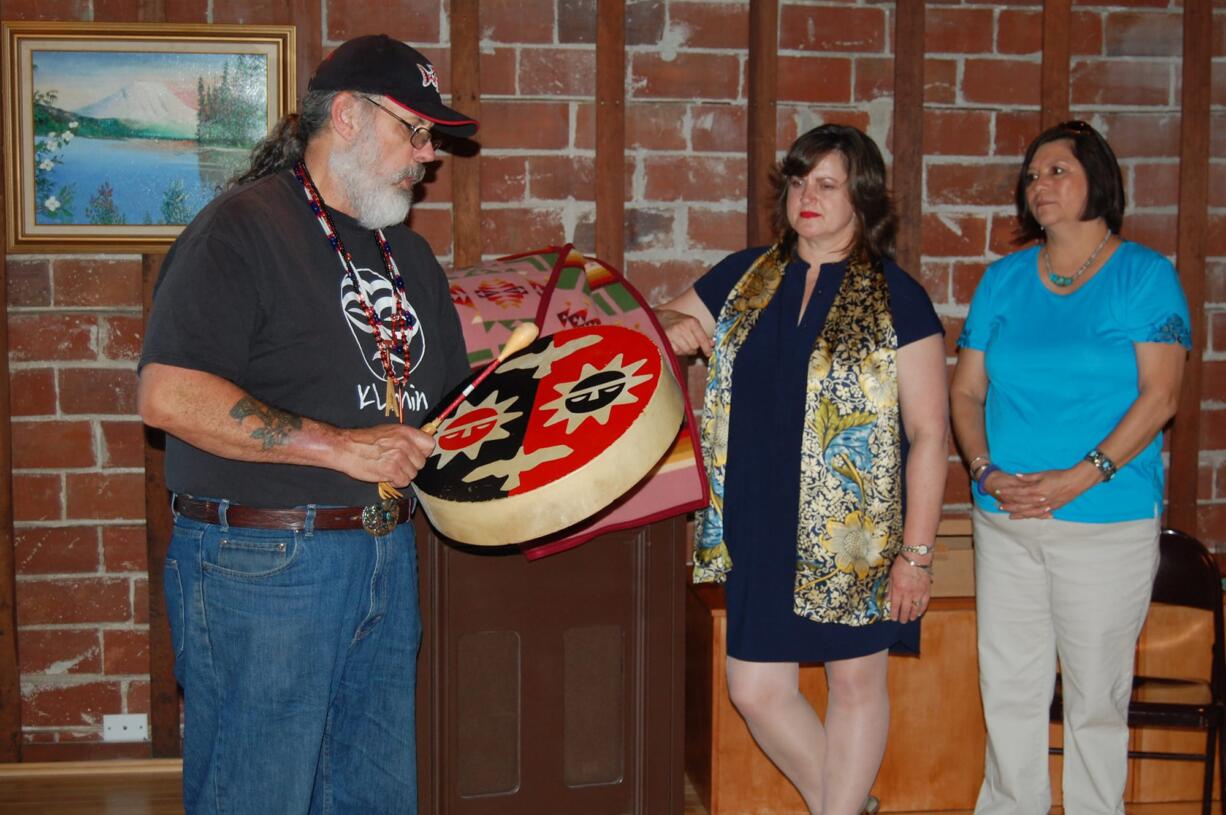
[2,0,1221,747]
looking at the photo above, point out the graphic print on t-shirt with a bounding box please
[340,265,427,382]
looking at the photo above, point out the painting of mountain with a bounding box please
[74,80,198,139]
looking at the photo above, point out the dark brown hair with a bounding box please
[770,123,897,262]
[1013,120,1125,245]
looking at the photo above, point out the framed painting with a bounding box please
[2,22,295,253]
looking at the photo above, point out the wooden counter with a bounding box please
[685,529,1220,813]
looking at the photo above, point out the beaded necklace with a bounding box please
[293,161,413,418]
[1044,229,1112,288]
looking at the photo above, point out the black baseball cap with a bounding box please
[308,34,478,138]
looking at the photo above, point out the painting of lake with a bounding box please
[31,50,270,226]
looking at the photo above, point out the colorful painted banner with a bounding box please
[445,245,709,559]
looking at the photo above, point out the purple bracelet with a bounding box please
[975,464,1001,496]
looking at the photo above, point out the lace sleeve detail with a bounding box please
[1146,314,1191,348]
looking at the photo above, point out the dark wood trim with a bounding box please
[1040,0,1071,129]
[595,0,626,271]
[0,45,19,762]
[17,742,153,763]
[451,0,482,268]
[1167,0,1211,536]
[746,0,778,247]
[892,1,925,277]
[141,254,180,758]
[135,0,165,21]
[294,0,324,103]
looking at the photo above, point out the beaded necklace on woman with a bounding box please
[292,161,414,419]
[1044,228,1111,288]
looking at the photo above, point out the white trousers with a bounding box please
[972,508,1160,815]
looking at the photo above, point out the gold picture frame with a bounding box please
[2,21,295,253]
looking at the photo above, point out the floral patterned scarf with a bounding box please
[693,244,903,625]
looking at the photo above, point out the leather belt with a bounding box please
[173,495,412,532]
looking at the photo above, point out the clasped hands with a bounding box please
[981,462,1102,519]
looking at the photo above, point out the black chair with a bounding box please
[1049,528,1225,815]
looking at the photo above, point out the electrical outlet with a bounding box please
[102,713,148,742]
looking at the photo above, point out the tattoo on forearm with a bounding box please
[229,397,303,450]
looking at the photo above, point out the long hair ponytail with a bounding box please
[228,90,338,188]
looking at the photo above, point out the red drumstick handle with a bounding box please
[422,322,539,436]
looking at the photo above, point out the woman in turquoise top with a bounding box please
[951,121,1191,815]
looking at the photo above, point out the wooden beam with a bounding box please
[1040,0,1071,129]
[1167,0,1211,536]
[451,0,482,268]
[892,1,925,277]
[595,0,626,270]
[746,0,778,247]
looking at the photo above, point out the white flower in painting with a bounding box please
[44,196,61,212]
[44,138,59,151]
[38,158,54,171]
[61,131,74,142]
[68,121,78,129]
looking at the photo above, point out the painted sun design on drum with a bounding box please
[433,391,522,468]
[539,354,652,433]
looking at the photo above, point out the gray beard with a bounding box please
[329,126,425,229]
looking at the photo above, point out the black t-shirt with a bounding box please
[140,169,470,507]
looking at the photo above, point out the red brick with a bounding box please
[629,103,690,151]
[480,157,528,202]
[632,53,741,100]
[924,110,992,156]
[1215,62,1226,109]
[1132,162,1179,209]
[997,10,1042,55]
[15,526,100,575]
[644,156,746,203]
[22,680,123,728]
[210,0,295,24]
[1204,360,1226,404]
[12,420,95,469]
[1098,112,1180,159]
[559,0,596,43]
[479,48,518,97]
[58,368,137,415]
[1213,311,1226,354]
[963,58,1041,106]
[519,48,595,96]
[1070,59,1172,106]
[478,0,555,43]
[624,259,711,307]
[417,160,452,206]
[7,259,51,307]
[103,525,148,573]
[1122,212,1177,257]
[989,215,1030,256]
[916,262,951,307]
[1210,261,1226,304]
[66,473,145,521]
[626,0,667,46]
[925,59,958,105]
[574,102,596,150]
[670,1,748,49]
[993,111,1040,159]
[688,210,747,253]
[1211,214,1226,259]
[926,7,994,53]
[8,314,97,362]
[103,629,149,676]
[101,420,145,469]
[13,474,63,522]
[17,577,132,625]
[778,56,853,104]
[526,156,595,201]
[52,259,141,308]
[134,579,149,625]
[1105,11,1182,57]
[100,315,144,363]
[927,163,1017,208]
[325,1,440,43]
[779,4,887,52]
[941,316,966,358]
[480,208,566,258]
[0,0,91,20]
[1201,408,1226,451]
[1070,11,1106,56]
[162,0,209,22]
[1201,463,1213,504]
[409,208,452,259]
[854,56,893,102]
[920,214,988,259]
[9,369,58,417]
[1198,503,1226,551]
[477,101,570,149]
[624,209,677,252]
[125,681,151,716]
[952,261,991,305]
[18,629,101,675]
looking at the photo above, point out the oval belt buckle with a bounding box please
[361,498,400,537]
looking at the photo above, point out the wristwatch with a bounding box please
[900,543,934,556]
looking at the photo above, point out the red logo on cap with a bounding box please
[418,64,439,91]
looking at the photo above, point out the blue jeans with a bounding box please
[164,502,421,814]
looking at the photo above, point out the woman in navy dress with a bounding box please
[657,124,948,814]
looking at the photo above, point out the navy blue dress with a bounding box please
[694,247,943,663]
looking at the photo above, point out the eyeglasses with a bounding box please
[362,95,442,151]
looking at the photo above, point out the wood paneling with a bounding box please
[1040,0,1071,129]
[1168,0,1211,536]
[595,0,626,270]
[892,1,925,277]
[451,0,481,268]
[746,0,778,247]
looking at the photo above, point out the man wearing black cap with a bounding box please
[138,35,477,814]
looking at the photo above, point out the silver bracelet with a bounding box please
[1084,448,1117,482]
[899,555,933,577]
